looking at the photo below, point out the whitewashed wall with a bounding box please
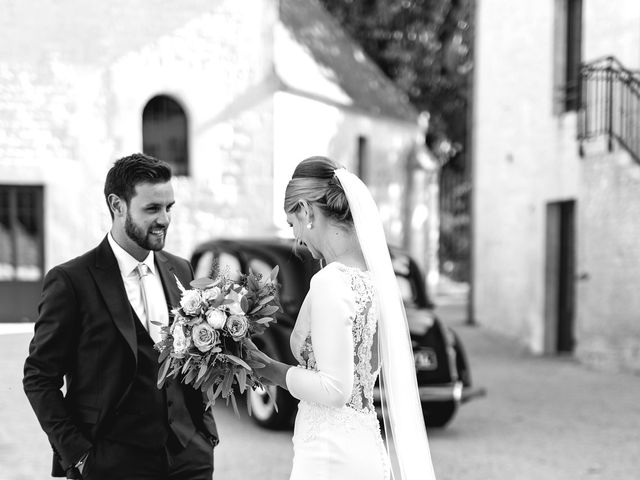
[474,0,640,372]
[473,0,581,351]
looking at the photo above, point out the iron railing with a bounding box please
[578,56,640,163]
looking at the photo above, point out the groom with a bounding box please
[23,153,218,479]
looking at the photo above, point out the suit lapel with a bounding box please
[91,236,138,362]
[155,251,181,324]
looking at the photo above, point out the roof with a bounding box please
[276,0,418,122]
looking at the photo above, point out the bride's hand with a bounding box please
[242,338,289,389]
[243,338,273,367]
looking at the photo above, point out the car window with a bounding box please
[248,258,273,279]
[193,251,215,279]
[218,252,242,281]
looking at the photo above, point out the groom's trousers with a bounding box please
[80,432,214,480]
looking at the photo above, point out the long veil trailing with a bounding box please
[334,168,436,480]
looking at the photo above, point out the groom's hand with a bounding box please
[66,451,89,479]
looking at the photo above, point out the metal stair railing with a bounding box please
[579,56,640,163]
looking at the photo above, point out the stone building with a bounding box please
[0,0,436,321]
[472,0,640,373]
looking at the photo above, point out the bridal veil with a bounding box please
[334,168,436,480]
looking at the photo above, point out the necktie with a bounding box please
[135,263,163,343]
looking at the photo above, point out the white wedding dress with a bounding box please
[285,262,390,480]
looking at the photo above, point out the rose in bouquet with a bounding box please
[155,266,281,415]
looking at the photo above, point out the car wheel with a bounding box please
[422,400,458,428]
[246,336,297,430]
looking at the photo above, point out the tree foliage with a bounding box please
[318,0,474,167]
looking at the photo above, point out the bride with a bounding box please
[246,156,436,480]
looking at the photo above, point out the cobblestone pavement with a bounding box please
[2,296,640,479]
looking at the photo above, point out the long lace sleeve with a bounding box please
[286,267,355,408]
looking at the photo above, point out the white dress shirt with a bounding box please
[107,233,169,340]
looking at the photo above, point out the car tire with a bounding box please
[246,336,297,430]
[422,400,458,428]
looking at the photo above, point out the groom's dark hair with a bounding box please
[104,153,172,219]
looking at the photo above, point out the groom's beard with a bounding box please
[125,212,167,251]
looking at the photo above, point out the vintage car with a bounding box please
[191,238,484,430]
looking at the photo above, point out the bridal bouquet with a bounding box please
[155,266,281,414]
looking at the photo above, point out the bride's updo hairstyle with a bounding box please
[284,156,353,226]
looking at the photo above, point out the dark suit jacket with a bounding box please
[23,236,218,476]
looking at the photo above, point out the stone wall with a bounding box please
[0,0,277,265]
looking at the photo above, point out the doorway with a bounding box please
[544,200,576,354]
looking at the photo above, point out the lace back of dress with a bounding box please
[347,268,380,414]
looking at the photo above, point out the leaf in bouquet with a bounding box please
[248,304,262,315]
[225,354,252,371]
[184,367,198,385]
[210,296,226,309]
[181,356,192,374]
[236,368,247,393]
[247,275,260,292]
[174,274,187,294]
[229,392,240,417]
[199,371,216,392]
[196,363,208,382]
[254,317,273,325]
[212,380,225,402]
[221,298,236,305]
[270,265,279,282]
[240,296,249,313]
[246,390,253,417]
[221,370,234,398]
[158,344,171,363]
[189,278,217,290]
[169,362,183,379]
[204,385,218,412]
[258,305,280,316]
[258,295,275,306]
[157,358,171,388]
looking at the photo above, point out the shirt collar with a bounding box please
[107,232,156,277]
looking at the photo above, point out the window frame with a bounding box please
[0,185,45,282]
[142,95,190,176]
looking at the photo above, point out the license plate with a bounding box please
[414,349,437,370]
